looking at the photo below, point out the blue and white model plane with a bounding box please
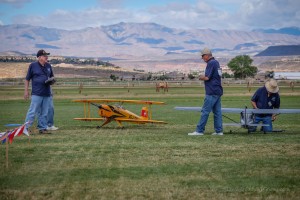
[174,106,300,133]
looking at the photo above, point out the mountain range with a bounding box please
[255,45,300,56]
[1,23,300,59]
[1,23,300,72]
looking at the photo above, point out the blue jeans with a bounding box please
[196,95,223,133]
[25,95,50,130]
[251,115,273,132]
[38,96,54,127]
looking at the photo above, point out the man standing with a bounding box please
[188,47,223,136]
[250,79,280,132]
[24,49,55,134]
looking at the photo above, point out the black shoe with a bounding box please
[39,129,51,134]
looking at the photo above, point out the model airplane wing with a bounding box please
[73,99,165,105]
[115,118,167,124]
[174,107,244,113]
[74,118,104,121]
[73,117,166,124]
[251,109,300,114]
[223,123,269,127]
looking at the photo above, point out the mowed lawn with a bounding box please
[0,84,300,199]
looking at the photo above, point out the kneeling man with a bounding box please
[250,79,280,132]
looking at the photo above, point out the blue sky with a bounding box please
[0,0,299,30]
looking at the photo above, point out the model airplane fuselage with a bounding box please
[73,99,167,128]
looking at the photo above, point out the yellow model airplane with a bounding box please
[73,99,167,128]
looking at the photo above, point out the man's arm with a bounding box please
[24,79,30,100]
[199,75,209,81]
[251,101,258,109]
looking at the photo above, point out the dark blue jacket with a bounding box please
[204,58,223,96]
[25,61,54,97]
[251,86,280,116]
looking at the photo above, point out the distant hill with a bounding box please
[1,23,300,60]
[255,45,300,56]
[255,27,300,36]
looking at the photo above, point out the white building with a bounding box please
[274,72,300,80]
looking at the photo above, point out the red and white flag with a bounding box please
[8,123,27,144]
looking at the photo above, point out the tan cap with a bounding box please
[200,47,212,56]
[265,79,279,93]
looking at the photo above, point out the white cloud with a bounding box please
[234,0,300,29]
[12,7,135,30]
[8,0,300,30]
[145,1,231,30]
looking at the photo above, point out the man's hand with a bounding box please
[24,90,29,100]
[272,114,277,121]
[24,80,30,100]
[199,75,207,81]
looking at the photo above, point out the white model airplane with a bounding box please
[174,106,300,133]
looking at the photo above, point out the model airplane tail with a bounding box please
[140,106,149,120]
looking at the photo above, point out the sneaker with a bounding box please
[211,132,223,136]
[188,131,204,136]
[47,126,58,131]
[39,129,51,134]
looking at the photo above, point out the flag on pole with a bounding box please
[7,123,27,144]
[1,122,30,144]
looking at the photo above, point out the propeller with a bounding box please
[90,102,102,108]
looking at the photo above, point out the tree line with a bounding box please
[0,56,116,68]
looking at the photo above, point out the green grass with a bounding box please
[0,85,300,199]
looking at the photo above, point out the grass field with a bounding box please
[0,84,300,199]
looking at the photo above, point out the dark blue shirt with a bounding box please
[251,86,280,116]
[204,58,223,95]
[25,61,54,97]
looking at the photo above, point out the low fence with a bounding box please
[0,79,298,87]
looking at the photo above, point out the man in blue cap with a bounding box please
[24,49,55,134]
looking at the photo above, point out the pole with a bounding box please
[5,132,8,168]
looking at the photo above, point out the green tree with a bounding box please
[222,72,233,78]
[110,74,118,81]
[227,55,258,79]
